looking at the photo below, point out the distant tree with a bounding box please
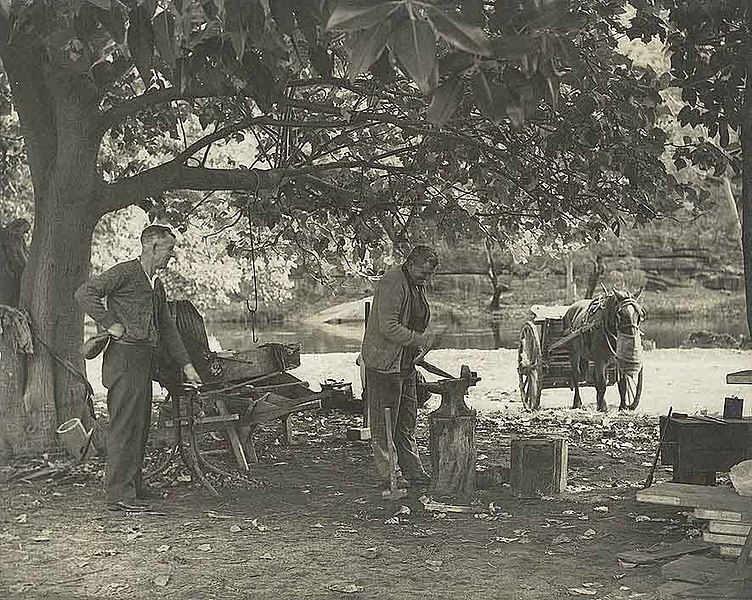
[627,1,751,332]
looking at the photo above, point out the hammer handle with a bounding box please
[384,407,398,492]
[415,359,453,379]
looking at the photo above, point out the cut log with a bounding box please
[429,415,476,502]
[510,437,567,498]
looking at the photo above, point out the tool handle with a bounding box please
[644,406,673,489]
[384,407,398,491]
[415,359,454,379]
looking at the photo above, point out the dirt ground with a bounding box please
[1,348,749,600]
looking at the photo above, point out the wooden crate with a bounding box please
[209,343,301,382]
[510,436,568,498]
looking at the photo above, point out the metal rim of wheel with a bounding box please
[517,321,543,411]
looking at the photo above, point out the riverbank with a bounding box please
[207,282,747,338]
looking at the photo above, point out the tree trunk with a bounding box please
[16,198,97,453]
[1,43,102,454]
[485,238,507,311]
[742,30,752,339]
[564,255,576,303]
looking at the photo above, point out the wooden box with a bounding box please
[209,343,301,383]
[510,437,568,498]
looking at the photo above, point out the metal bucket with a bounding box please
[56,418,95,461]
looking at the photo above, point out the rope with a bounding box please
[30,331,97,422]
[245,207,260,344]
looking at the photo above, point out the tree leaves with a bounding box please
[426,6,492,57]
[388,18,436,95]
[427,76,463,126]
[347,19,391,81]
[472,70,513,123]
[326,1,401,33]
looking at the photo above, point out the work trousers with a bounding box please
[366,367,425,482]
[102,341,155,504]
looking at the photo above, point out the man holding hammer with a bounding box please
[361,245,439,495]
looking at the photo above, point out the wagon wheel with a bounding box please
[518,321,543,410]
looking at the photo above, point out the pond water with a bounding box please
[206,315,748,354]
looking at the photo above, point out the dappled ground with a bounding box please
[2,347,749,599]
[0,408,721,600]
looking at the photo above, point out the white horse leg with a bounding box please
[570,353,583,409]
[617,376,628,411]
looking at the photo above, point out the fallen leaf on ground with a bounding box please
[259,552,273,560]
[15,513,27,523]
[156,544,170,553]
[593,506,609,513]
[230,525,242,533]
[327,582,363,593]
[154,575,169,587]
[197,543,212,552]
[568,587,597,596]
[551,534,571,544]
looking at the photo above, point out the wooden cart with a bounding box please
[146,301,354,496]
[517,305,617,410]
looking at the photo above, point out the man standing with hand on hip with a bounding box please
[76,225,202,512]
[361,245,439,493]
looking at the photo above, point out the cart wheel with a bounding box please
[518,321,543,410]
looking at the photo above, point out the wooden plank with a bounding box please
[661,554,743,584]
[695,508,744,522]
[617,540,712,564]
[722,546,742,558]
[215,398,249,472]
[671,581,752,599]
[637,483,752,517]
[726,370,752,385]
[710,522,752,536]
[705,532,748,546]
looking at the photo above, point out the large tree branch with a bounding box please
[97,85,227,134]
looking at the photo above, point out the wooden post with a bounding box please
[426,370,479,503]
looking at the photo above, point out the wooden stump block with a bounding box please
[429,415,476,502]
[510,436,568,498]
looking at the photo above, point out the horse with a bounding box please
[563,287,646,412]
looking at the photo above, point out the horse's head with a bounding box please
[604,288,646,336]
